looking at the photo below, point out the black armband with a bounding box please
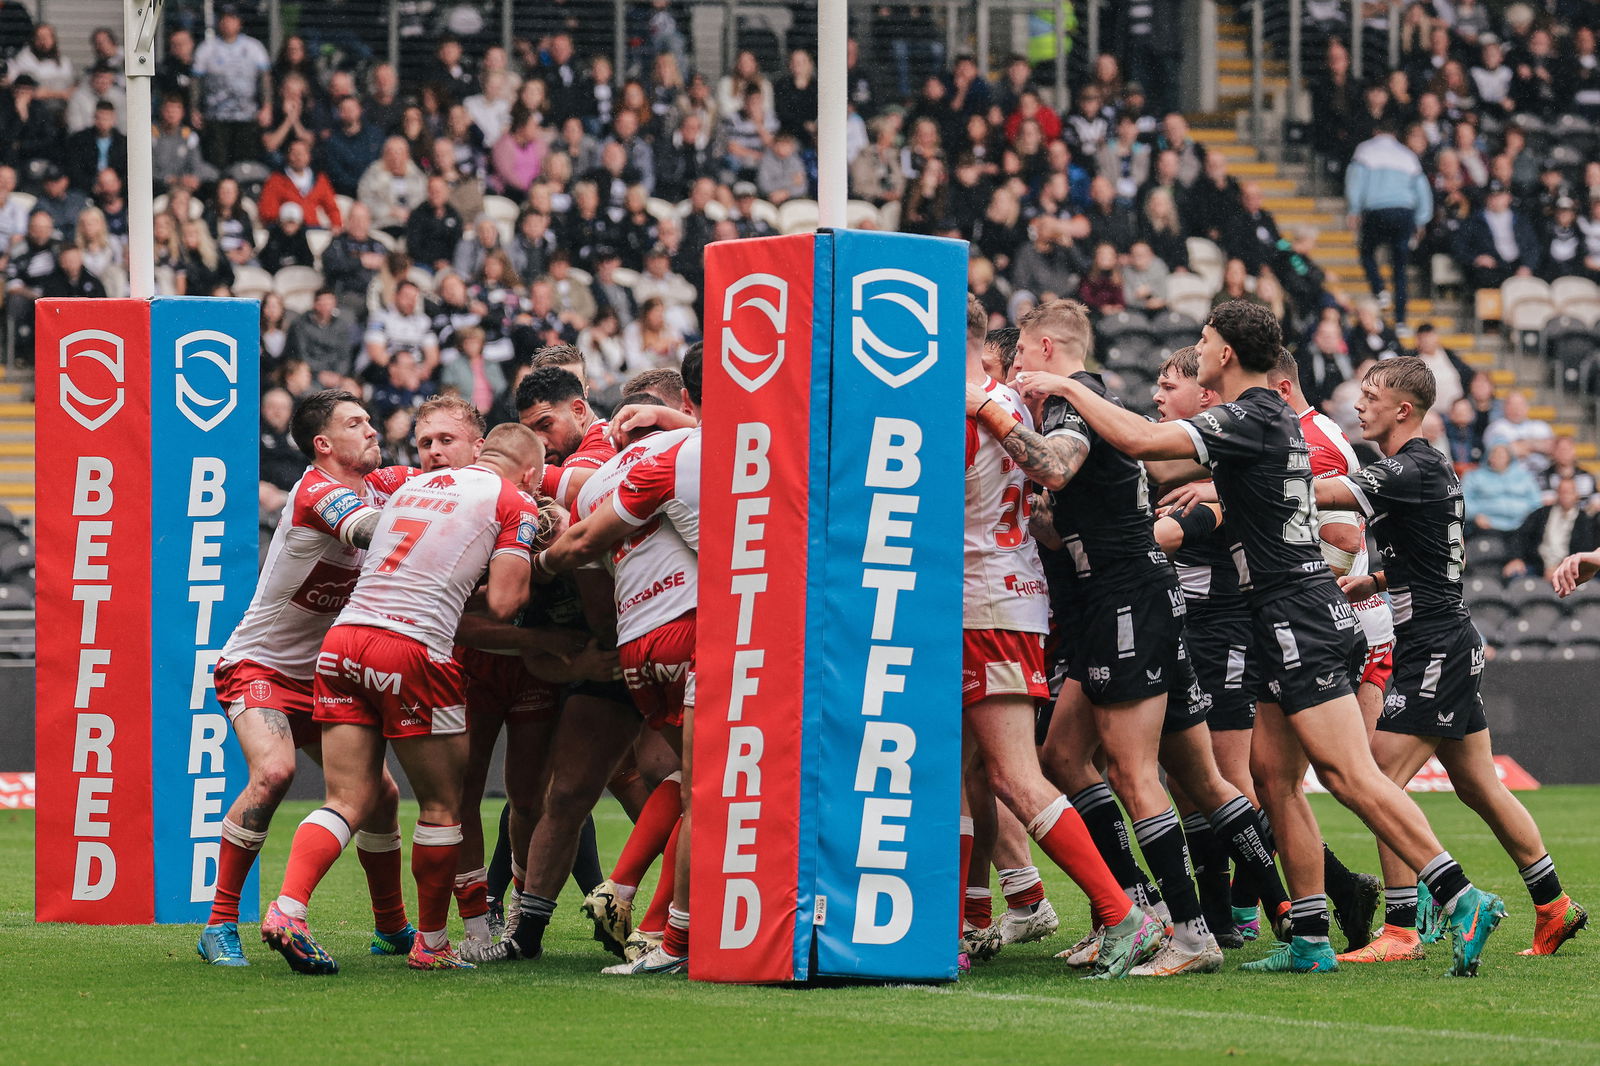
[1171,504,1219,541]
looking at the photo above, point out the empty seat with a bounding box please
[1466,533,1511,570]
[0,540,32,580]
[1472,602,1512,643]
[1514,600,1564,633]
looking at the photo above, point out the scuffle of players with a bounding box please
[196,296,1586,980]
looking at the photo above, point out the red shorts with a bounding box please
[1361,640,1395,689]
[619,612,695,730]
[961,629,1050,708]
[456,646,562,723]
[213,658,320,749]
[314,625,467,739]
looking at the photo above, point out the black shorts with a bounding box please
[564,677,637,710]
[1162,637,1211,735]
[1377,623,1489,741]
[1252,581,1362,715]
[1185,608,1258,732]
[1059,574,1187,706]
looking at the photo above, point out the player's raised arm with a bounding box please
[1552,549,1600,598]
[1314,472,1365,512]
[535,505,634,576]
[1015,370,1200,461]
[969,383,1087,490]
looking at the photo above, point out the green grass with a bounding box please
[3,789,1597,1065]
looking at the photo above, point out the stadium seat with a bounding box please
[1431,254,1464,294]
[9,191,33,216]
[1472,601,1511,643]
[611,267,640,289]
[1466,532,1511,570]
[1501,275,1552,320]
[1473,288,1502,334]
[231,264,274,301]
[1503,618,1557,648]
[274,265,324,313]
[1573,599,1600,633]
[1562,298,1600,327]
[1166,274,1214,323]
[750,199,782,232]
[1552,643,1600,661]
[877,200,901,232]
[1147,308,1202,349]
[0,539,31,580]
[1186,237,1225,290]
[1515,600,1564,633]
[0,582,33,609]
[335,194,355,221]
[777,198,819,234]
[646,197,677,223]
[1503,575,1553,607]
[1509,299,1557,355]
[1545,317,1598,393]
[305,228,333,267]
[1551,276,1600,307]
[846,199,881,229]
[481,195,520,229]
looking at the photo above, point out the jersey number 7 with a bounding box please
[376,516,432,574]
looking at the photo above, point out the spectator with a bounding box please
[1446,396,1486,467]
[1484,390,1554,474]
[1123,240,1171,311]
[66,61,124,134]
[74,205,126,298]
[1097,114,1151,205]
[152,92,215,193]
[729,181,777,238]
[1469,38,1515,115]
[1157,112,1206,188]
[1211,256,1262,309]
[0,75,58,170]
[322,95,385,198]
[1463,443,1543,531]
[1083,175,1137,253]
[590,250,636,325]
[492,108,547,197]
[453,216,506,281]
[1063,87,1110,162]
[1412,323,1474,413]
[509,208,557,281]
[258,137,341,228]
[544,250,596,324]
[1541,436,1599,506]
[465,69,516,147]
[1540,195,1585,280]
[716,49,772,120]
[191,7,272,169]
[620,296,684,368]
[1297,314,1355,410]
[38,242,102,298]
[586,139,644,211]
[0,165,27,261]
[256,202,314,274]
[971,185,1024,274]
[369,348,429,421]
[524,277,578,350]
[358,136,427,236]
[1456,179,1540,288]
[258,387,303,495]
[851,115,907,207]
[1184,149,1241,241]
[439,325,508,414]
[1004,89,1061,144]
[405,175,464,273]
[63,101,127,193]
[632,244,697,336]
[259,290,290,364]
[900,158,949,235]
[1011,216,1086,302]
[285,287,359,386]
[1220,181,1281,274]
[155,27,196,113]
[35,165,87,242]
[655,111,714,202]
[1076,243,1126,315]
[177,217,235,295]
[7,24,73,121]
[1270,227,1341,329]
[1345,299,1402,362]
[1138,187,1189,271]
[1345,120,1431,326]
[947,155,994,237]
[721,87,777,181]
[578,306,627,400]
[1503,477,1600,579]
[362,279,439,378]
[756,132,808,204]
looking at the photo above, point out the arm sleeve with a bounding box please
[1039,396,1092,448]
[1337,455,1419,519]
[492,482,538,560]
[291,479,373,542]
[612,447,680,526]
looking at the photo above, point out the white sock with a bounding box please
[1173,917,1209,953]
[615,883,639,902]
[275,895,307,920]
[464,913,490,939]
[422,927,448,949]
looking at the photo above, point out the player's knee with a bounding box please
[252,759,297,801]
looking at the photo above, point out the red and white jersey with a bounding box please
[964,380,1049,633]
[1299,407,1395,647]
[336,464,538,657]
[539,418,615,503]
[574,427,699,646]
[220,464,418,679]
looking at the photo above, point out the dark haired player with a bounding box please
[1315,358,1586,962]
[517,358,615,508]
[198,390,415,966]
[1018,302,1506,976]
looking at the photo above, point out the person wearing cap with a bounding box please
[257,201,315,274]
[1345,118,1432,327]
[65,60,125,135]
[1455,180,1540,289]
[730,181,776,238]
[35,163,87,242]
[1540,196,1586,281]
[0,73,56,171]
[191,6,272,170]
[63,100,127,194]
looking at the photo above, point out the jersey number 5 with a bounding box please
[376,517,431,574]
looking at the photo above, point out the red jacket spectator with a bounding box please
[258,139,342,229]
[1004,91,1062,144]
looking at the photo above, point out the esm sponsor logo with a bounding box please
[59,329,126,431]
[173,330,239,432]
[722,273,788,392]
[851,269,939,389]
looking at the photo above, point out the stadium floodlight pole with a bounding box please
[817,0,847,229]
[125,0,165,301]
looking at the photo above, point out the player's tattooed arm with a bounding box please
[1028,492,1062,549]
[996,423,1089,490]
[342,509,381,550]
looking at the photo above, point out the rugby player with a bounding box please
[1018,301,1506,976]
[1315,358,1586,962]
[198,390,416,967]
[977,299,1212,973]
[966,296,1168,977]
[262,424,543,973]
[519,359,615,508]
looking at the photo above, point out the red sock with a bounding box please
[208,818,267,925]
[280,809,351,908]
[454,868,489,919]
[412,822,462,937]
[958,816,975,936]
[611,773,683,887]
[1028,797,1131,929]
[636,818,681,935]
[964,888,993,929]
[663,907,690,957]
[355,830,407,934]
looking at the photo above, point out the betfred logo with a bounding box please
[173,330,239,432]
[851,269,939,389]
[721,273,788,392]
[59,329,126,431]
[290,559,361,614]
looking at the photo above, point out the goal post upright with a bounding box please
[125,0,166,301]
[817,0,847,230]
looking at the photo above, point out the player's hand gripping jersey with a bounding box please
[964,380,1049,634]
[219,464,416,678]
[571,427,701,646]
[1300,406,1396,650]
[335,465,539,656]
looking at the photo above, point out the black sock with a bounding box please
[1132,808,1204,928]
[1419,852,1472,912]
[1290,894,1331,941]
[1257,809,1275,856]
[1183,811,1232,930]
[1070,783,1163,905]
[512,893,557,956]
[486,803,513,904]
[1384,886,1418,929]
[1520,854,1562,907]
[1232,873,1257,911]
[570,815,603,896]
[1210,796,1289,914]
[1322,843,1358,898]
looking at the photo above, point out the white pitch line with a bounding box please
[922,987,1600,1051]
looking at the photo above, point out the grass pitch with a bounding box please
[3,788,1597,1066]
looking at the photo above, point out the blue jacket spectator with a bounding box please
[1463,444,1544,532]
